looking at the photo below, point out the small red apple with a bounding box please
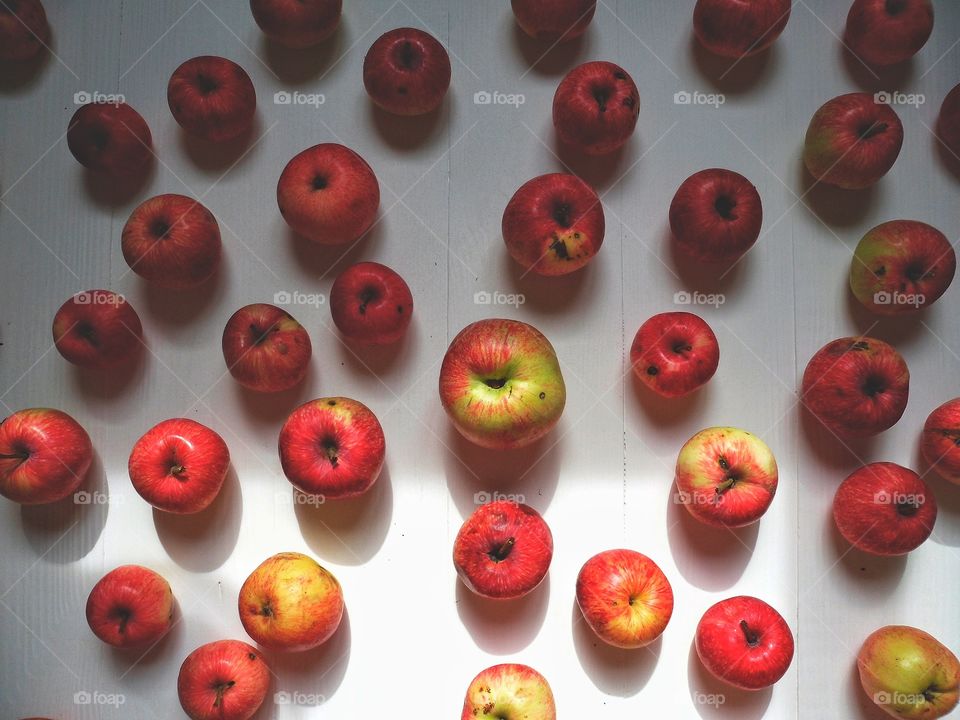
[937,83,960,160]
[85,565,174,648]
[52,290,143,369]
[845,0,934,67]
[363,27,451,116]
[221,303,311,393]
[461,664,556,720]
[922,398,960,484]
[167,55,256,142]
[630,312,719,398]
[67,102,153,178]
[0,0,49,61]
[329,261,413,345]
[511,0,596,43]
[553,61,640,155]
[693,0,791,58]
[178,639,271,720]
[249,0,341,48]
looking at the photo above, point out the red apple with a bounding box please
[178,639,271,720]
[803,93,904,189]
[630,312,719,398]
[845,0,933,67]
[121,194,221,289]
[128,418,230,514]
[362,27,451,116]
[249,0,341,48]
[501,173,605,276]
[52,290,143,368]
[801,336,909,439]
[922,398,960,484]
[461,664,556,720]
[277,143,380,244]
[221,303,311,393]
[85,565,174,648]
[67,102,153,178]
[0,407,92,505]
[937,84,960,159]
[553,61,640,155]
[167,55,256,142]
[329,261,413,344]
[693,0,791,58]
[511,0,596,43]
[278,397,385,499]
[0,0,49,61]
[696,595,794,690]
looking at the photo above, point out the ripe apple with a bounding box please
[0,0,49,61]
[501,173,605,276]
[696,595,794,690]
[576,548,673,649]
[801,336,909,439]
[249,0,341,48]
[121,194,221,289]
[238,551,343,652]
[453,500,553,600]
[803,93,904,189]
[221,303,311,393]
[439,318,566,450]
[178,639,271,720]
[85,565,174,648]
[67,102,153,178]
[630,312,719,398]
[461,664,556,720]
[693,0,791,58]
[553,61,640,155]
[937,84,960,159]
[0,407,92,505]
[128,418,230,514]
[363,28,451,116]
[277,143,380,244]
[850,220,956,316]
[329,261,413,345]
[278,397,385,499]
[833,462,936,556]
[858,625,960,719]
[511,0,596,43]
[922,398,960,484]
[845,0,934,67]
[167,55,256,142]
[52,290,143,368]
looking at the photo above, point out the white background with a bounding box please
[1,1,959,718]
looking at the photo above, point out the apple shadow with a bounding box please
[81,161,156,209]
[105,595,183,673]
[799,408,876,472]
[234,363,320,429]
[914,443,960,548]
[287,220,384,280]
[336,320,415,378]
[666,227,746,296]
[455,576,549,655]
[502,249,591,315]
[849,659,893,720]
[368,101,446,152]
[827,511,906,597]
[71,351,147,402]
[840,44,915,93]
[843,289,925,348]
[551,130,631,194]
[265,605,351,703]
[689,32,777,95]
[631,370,710,427]
[178,115,262,173]
[509,18,589,76]
[0,44,51,94]
[259,27,343,86]
[687,639,772,719]
[796,155,877,229]
[143,266,225,328]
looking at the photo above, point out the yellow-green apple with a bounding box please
[501,173,605,276]
[696,595,794,690]
[67,102,153,178]
[553,61,639,155]
[330,261,413,345]
[363,28,450,116]
[439,319,566,450]
[631,312,719,398]
[278,397,385,499]
[693,0,791,58]
[238,551,343,651]
[52,290,143,368]
[461,664,556,720]
[128,418,230,514]
[453,500,553,600]
[511,0,596,43]
[167,55,256,142]
[803,93,903,189]
[178,639,271,720]
[938,84,960,159]
[0,407,92,504]
[85,565,174,648]
[576,548,674,648]
[858,625,960,719]
[0,0,49,61]
[921,398,960,484]
[221,303,311,392]
[845,0,933,67]
[801,336,909,438]
[249,0,341,48]
[277,143,380,244]
[675,427,778,528]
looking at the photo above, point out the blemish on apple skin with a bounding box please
[539,392,546,400]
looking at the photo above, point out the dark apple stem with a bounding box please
[490,537,515,562]
[740,620,759,647]
[0,451,29,460]
[715,477,737,494]
[170,464,185,477]
[213,681,236,708]
[325,445,339,467]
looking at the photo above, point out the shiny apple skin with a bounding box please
[363,28,451,116]
[249,0,341,48]
[693,0,791,58]
[0,0,50,61]
[52,290,143,368]
[221,303,311,393]
[66,102,153,177]
[85,565,174,648]
[553,61,640,155]
[329,261,413,344]
[631,312,719,398]
[845,0,934,67]
[461,664,556,720]
[921,398,960,484]
[937,84,960,159]
[178,639,271,720]
[167,55,256,142]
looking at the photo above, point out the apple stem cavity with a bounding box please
[714,195,737,220]
[592,87,609,112]
[170,463,185,477]
[896,499,920,517]
[552,202,572,227]
[212,680,236,708]
[484,377,507,390]
[322,440,339,468]
[861,375,886,397]
[858,122,889,140]
[489,537,515,562]
[739,620,760,647]
[885,0,907,15]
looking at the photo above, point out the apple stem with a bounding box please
[212,680,236,707]
[0,451,29,460]
[325,445,339,468]
[739,620,759,647]
[490,537,515,562]
[170,464,185,477]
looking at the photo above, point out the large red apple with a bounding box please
[167,55,256,142]
[845,0,934,67]
[249,0,341,48]
[52,290,143,368]
[693,0,791,58]
[553,61,640,155]
[363,27,451,116]
[461,664,556,720]
[937,84,960,159]
[501,173,605,276]
[0,407,92,505]
[277,143,380,244]
[922,398,960,484]
[67,102,153,178]
[0,0,49,61]
[801,336,909,439]
[511,0,596,43]
[85,565,174,648]
[630,312,719,398]
[329,261,413,345]
[178,639,271,720]
[221,303,311,393]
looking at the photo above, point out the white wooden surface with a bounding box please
[1,1,958,718]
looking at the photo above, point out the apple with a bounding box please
[0,408,92,505]
[86,565,173,648]
[801,336,909,439]
[0,0,49,61]
[693,0,791,58]
[461,664,556,720]
[221,303,311,393]
[937,84,960,159]
[453,500,553,600]
[803,93,904,189]
[167,55,256,142]
[501,172,605,276]
[121,194,221,289]
[128,418,230,514]
[576,548,673,649]
[52,290,143,368]
[696,595,794,690]
[858,625,960,719]
[511,0,596,43]
[277,143,380,244]
[66,101,153,178]
[553,61,640,155]
[329,261,413,345]
[249,0,341,49]
[238,551,343,652]
[439,318,566,450]
[362,27,451,116]
[833,462,936,556]
[845,0,934,67]
[178,639,271,720]
[630,312,719,398]
[669,168,763,263]
[922,398,960,484]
